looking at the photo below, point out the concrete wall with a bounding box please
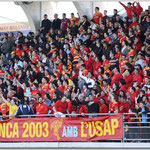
[16,1,54,33]
[15,1,111,33]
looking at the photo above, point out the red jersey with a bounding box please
[0,103,9,115]
[93,12,103,25]
[15,50,24,57]
[36,103,48,116]
[126,49,136,58]
[32,55,40,63]
[109,101,118,112]
[0,69,5,76]
[70,17,79,26]
[119,60,128,73]
[31,89,40,96]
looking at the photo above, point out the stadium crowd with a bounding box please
[0,2,149,126]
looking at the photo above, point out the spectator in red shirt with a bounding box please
[119,78,127,93]
[123,69,133,88]
[36,97,48,117]
[53,95,68,115]
[119,96,130,113]
[99,98,108,113]
[132,68,143,86]
[132,2,143,17]
[93,7,103,25]
[128,87,137,108]
[119,2,134,19]
[111,67,123,87]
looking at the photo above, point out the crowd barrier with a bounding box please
[0,113,150,142]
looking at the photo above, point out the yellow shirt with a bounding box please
[8,103,18,119]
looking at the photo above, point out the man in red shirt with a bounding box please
[123,69,133,88]
[111,67,123,87]
[132,2,143,17]
[93,7,103,25]
[132,68,142,86]
[129,87,137,108]
[53,95,68,114]
[119,96,130,113]
[119,2,134,19]
[36,97,48,117]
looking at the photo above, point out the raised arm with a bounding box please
[1,94,8,105]
[119,1,127,9]
[79,70,88,81]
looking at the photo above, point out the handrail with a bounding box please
[0,113,115,118]
[1,112,150,118]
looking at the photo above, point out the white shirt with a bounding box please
[79,70,95,88]
[14,60,23,70]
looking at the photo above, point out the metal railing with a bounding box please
[0,113,150,142]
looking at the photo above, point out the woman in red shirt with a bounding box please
[109,92,118,113]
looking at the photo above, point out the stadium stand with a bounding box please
[0,1,150,142]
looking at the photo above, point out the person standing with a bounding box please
[70,13,79,27]
[52,13,61,33]
[41,14,51,37]
[1,94,18,119]
[119,2,134,20]
[60,13,70,36]
[93,7,103,25]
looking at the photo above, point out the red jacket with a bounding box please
[119,2,134,19]
[132,2,143,17]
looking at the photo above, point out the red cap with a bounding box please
[23,44,28,47]
[16,45,20,48]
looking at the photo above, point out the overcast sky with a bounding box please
[0,2,149,24]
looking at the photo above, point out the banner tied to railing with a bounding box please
[0,114,123,141]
